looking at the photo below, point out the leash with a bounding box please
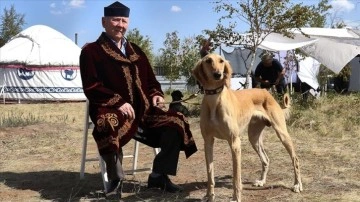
[157,89,201,105]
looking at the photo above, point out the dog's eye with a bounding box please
[219,59,224,63]
[205,58,212,63]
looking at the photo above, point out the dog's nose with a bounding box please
[213,72,222,80]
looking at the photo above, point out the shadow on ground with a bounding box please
[1,171,292,201]
[0,170,212,201]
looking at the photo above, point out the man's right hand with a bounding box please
[118,103,135,120]
[262,80,271,88]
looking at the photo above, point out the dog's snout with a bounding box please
[213,72,222,80]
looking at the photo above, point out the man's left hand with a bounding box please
[152,95,165,108]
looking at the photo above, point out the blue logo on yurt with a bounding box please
[61,69,77,81]
[17,68,35,80]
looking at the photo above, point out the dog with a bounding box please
[191,53,302,202]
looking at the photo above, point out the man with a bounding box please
[255,54,286,94]
[79,1,197,199]
[169,90,190,117]
[199,37,212,58]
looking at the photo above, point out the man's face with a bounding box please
[102,16,129,42]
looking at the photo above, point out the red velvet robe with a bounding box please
[80,33,197,158]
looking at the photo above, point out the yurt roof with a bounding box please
[0,24,80,67]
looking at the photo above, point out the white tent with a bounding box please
[0,24,86,101]
[222,27,360,91]
[348,55,360,91]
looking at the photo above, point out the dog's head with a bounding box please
[192,53,233,88]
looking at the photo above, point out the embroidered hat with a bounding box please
[104,1,130,17]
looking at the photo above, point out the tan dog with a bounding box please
[192,53,302,202]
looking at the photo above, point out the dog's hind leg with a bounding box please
[248,119,269,187]
[272,120,303,193]
[203,135,216,202]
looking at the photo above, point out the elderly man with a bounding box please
[255,54,286,94]
[79,1,197,199]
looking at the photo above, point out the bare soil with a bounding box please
[1,100,360,202]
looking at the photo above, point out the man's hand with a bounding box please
[262,80,271,88]
[118,103,135,120]
[152,95,165,109]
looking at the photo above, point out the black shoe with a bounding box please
[147,174,183,193]
[105,179,122,200]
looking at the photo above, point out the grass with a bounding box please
[0,92,360,201]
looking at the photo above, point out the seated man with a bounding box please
[255,54,286,94]
[79,1,197,199]
[169,90,190,117]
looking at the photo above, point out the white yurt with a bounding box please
[0,24,86,102]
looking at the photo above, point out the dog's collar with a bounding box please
[204,86,224,95]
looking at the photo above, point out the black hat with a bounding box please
[104,1,130,17]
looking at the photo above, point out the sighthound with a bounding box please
[192,53,302,202]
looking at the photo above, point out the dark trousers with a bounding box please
[101,151,125,181]
[133,126,181,176]
[102,126,181,180]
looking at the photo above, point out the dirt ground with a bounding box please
[1,102,360,202]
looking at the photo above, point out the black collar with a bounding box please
[204,86,224,95]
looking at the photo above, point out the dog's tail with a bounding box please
[282,93,291,120]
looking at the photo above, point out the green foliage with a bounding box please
[0,111,43,127]
[307,0,332,27]
[158,31,182,87]
[126,28,154,66]
[0,110,71,128]
[288,92,360,138]
[157,32,200,88]
[204,0,332,88]
[180,37,201,86]
[0,4,25,47]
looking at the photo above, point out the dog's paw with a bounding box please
[253,180,265,187]
[292,183,303,193]
[201,194,215,202]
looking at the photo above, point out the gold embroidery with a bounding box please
[96,113,119,132]
[103,94,121,106]
[119,119,133,138]
[98,36,140,63]
[97,136,118,150]
[133,65,150,110]
[123,66,133,104]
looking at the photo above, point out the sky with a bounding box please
[1,0,360,54]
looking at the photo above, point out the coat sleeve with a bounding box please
[79,45,126,108]
[131,43,164,98]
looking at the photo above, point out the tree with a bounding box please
[205,0,330,88]
[0,5,25,47]
[157,31,182,90]
[307,0,332,27]
[180,36,200,87]
[126,28,154,66]
[157,32,201,90]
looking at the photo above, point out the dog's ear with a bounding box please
[192,59,207,86]
[224,60,233,88]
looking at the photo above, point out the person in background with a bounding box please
[169,90,190,117]
[79,1,197,199]
[255,54,286,94]
[199,37,212,58]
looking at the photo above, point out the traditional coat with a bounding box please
[80,33,197,158]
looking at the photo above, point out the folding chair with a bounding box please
[79,100,159,191]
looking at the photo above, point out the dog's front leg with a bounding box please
[204,136,215,202]
[230,136,242,202]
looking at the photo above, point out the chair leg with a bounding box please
[131,141,140,175]
[79,100,91,179]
